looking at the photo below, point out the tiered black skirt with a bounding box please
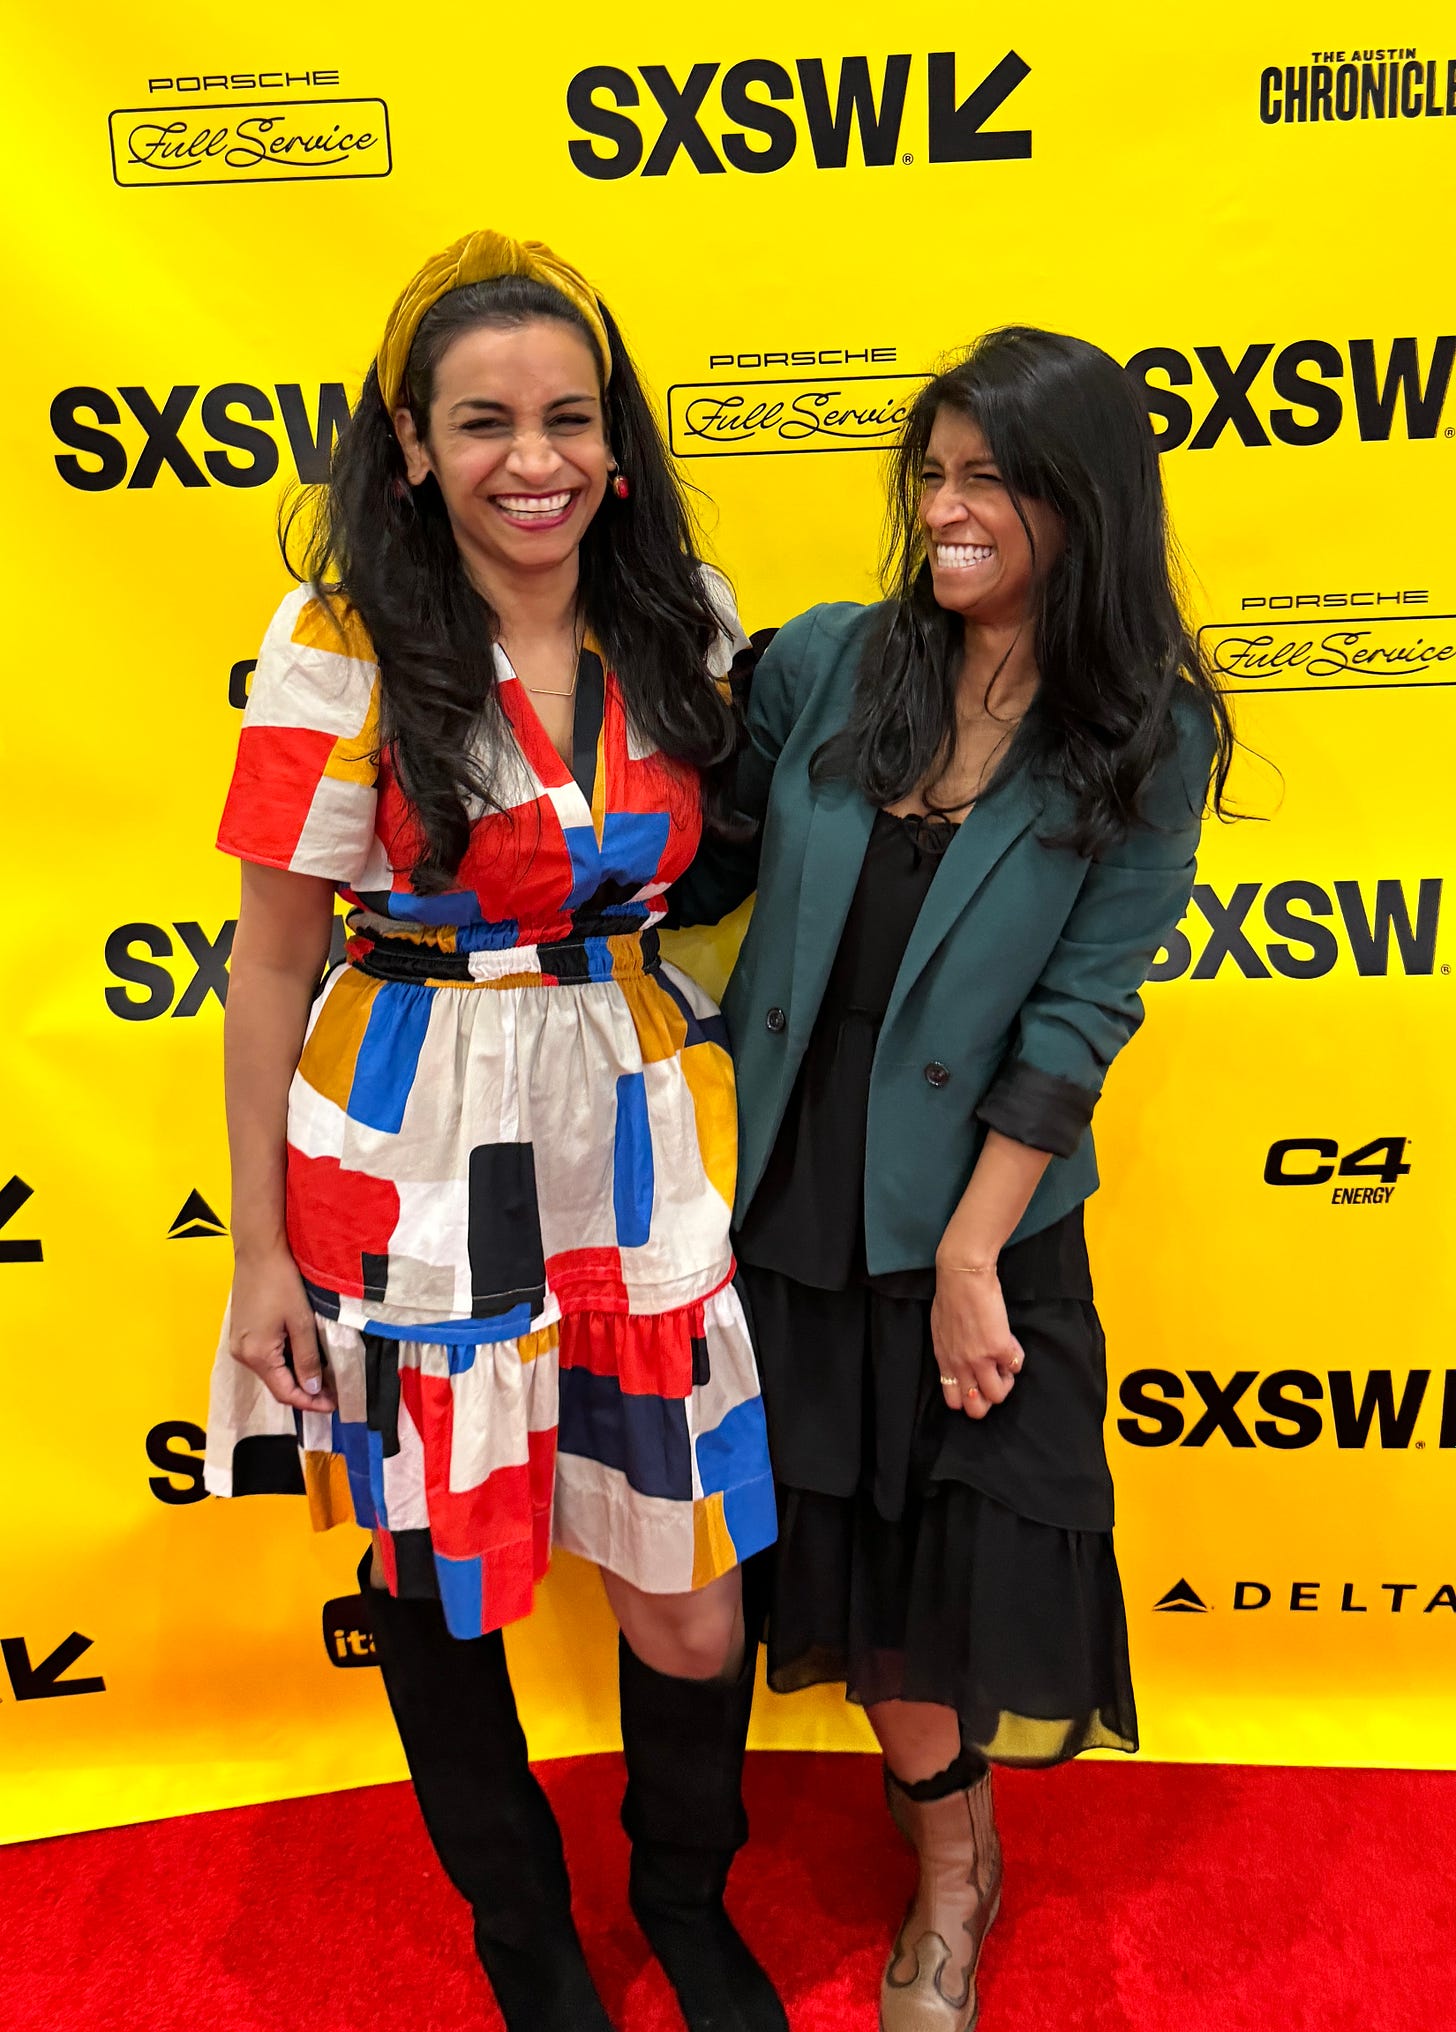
[740,1208,1138,1766]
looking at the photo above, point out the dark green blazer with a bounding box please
[670,601,1217,1274]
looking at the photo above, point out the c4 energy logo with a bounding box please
[1118,1368,1456,1449]
[1126,336,1454,448]
[1259,48,1456,123]
[1149,877,1443,981]
[51,383,350,492]
[566,51,1031,177]
[1263,1137,1410,1206]
[109,99,391,187]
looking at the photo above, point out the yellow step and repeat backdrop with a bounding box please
[2,0,1453,1842]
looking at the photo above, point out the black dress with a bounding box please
[736,808,1137,1764]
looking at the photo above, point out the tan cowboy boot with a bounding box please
[880,1767,1003,2032]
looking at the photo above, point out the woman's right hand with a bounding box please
[228,1247,336,1414]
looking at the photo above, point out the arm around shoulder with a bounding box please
[664,604,827,929]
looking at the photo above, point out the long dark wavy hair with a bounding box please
[286,275,735,890]
[815,326,1234,856]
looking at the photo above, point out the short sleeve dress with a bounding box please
[204,584,777,1641]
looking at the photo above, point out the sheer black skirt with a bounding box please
[740,1214,1138,1767]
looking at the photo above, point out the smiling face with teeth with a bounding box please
[919,408,1063,629]
[393,318,612,593]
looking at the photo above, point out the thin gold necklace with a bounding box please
[517,625,584,700]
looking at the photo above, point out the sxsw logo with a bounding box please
[566,51,1031,177]
[147,1420,208,1504]
[105,918,347,1019]
[0,1175,42,1264]
[1127,337,1454,448]
[1148,878,1442,981]
[0,1633,106,1700]
[50,382,349,491]
[105,921,235,1020]
[1156,1576,1456,1616]
[1118,1369,1456,1450]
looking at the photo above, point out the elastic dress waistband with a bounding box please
[350,923,662,990]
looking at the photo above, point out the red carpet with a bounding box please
[1,1754,1451,2032]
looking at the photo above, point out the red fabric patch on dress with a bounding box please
[527,1424,557,1573]
[218,725,336,866]
[558,1304,698,1400]
[286,1154,400,1298]
[546,1245,630,1312]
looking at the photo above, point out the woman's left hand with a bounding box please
[930,1265,1025,1420]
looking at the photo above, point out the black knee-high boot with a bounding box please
[618,1634,789,2032]
[359,1556,614,2031]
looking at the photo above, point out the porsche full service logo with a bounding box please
[109,70,389,186]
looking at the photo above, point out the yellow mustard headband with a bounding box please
[376,229,612,413]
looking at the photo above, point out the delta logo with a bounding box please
[566,50,1031,177]
[1155,1577,1456,1616]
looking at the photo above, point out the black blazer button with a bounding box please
[924,1061,951,1088]
[765,1006,787,1034]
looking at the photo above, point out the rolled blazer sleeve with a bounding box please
[976,699,1218,1158]
[664,605,820,929]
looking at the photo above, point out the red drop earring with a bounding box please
[611,472,630,500]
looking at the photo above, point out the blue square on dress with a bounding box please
[558,1366,693,1501]
[562,825,601,911]
[598,811,671,891]
[335,1418,383,1530]
[434,1554,485,1639]
[347,983,433,1135]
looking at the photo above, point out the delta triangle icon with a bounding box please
[1153,1578,1211,1613]
[167,1189,228,1240]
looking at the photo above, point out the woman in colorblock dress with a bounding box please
[204,230,785,2032]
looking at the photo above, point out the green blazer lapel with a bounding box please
[788,778,875,1042]
[882,771,1040,1032]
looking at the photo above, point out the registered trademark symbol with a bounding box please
[1447,427,1455,439]
[1443,963,1451,975]
[1417,1441,1427,1450]
[902,152,914,163]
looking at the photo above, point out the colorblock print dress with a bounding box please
[204,582,776,1639]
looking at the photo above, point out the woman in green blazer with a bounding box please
[672,327,1232,2031]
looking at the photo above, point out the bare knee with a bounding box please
[604,1568,744,1681]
